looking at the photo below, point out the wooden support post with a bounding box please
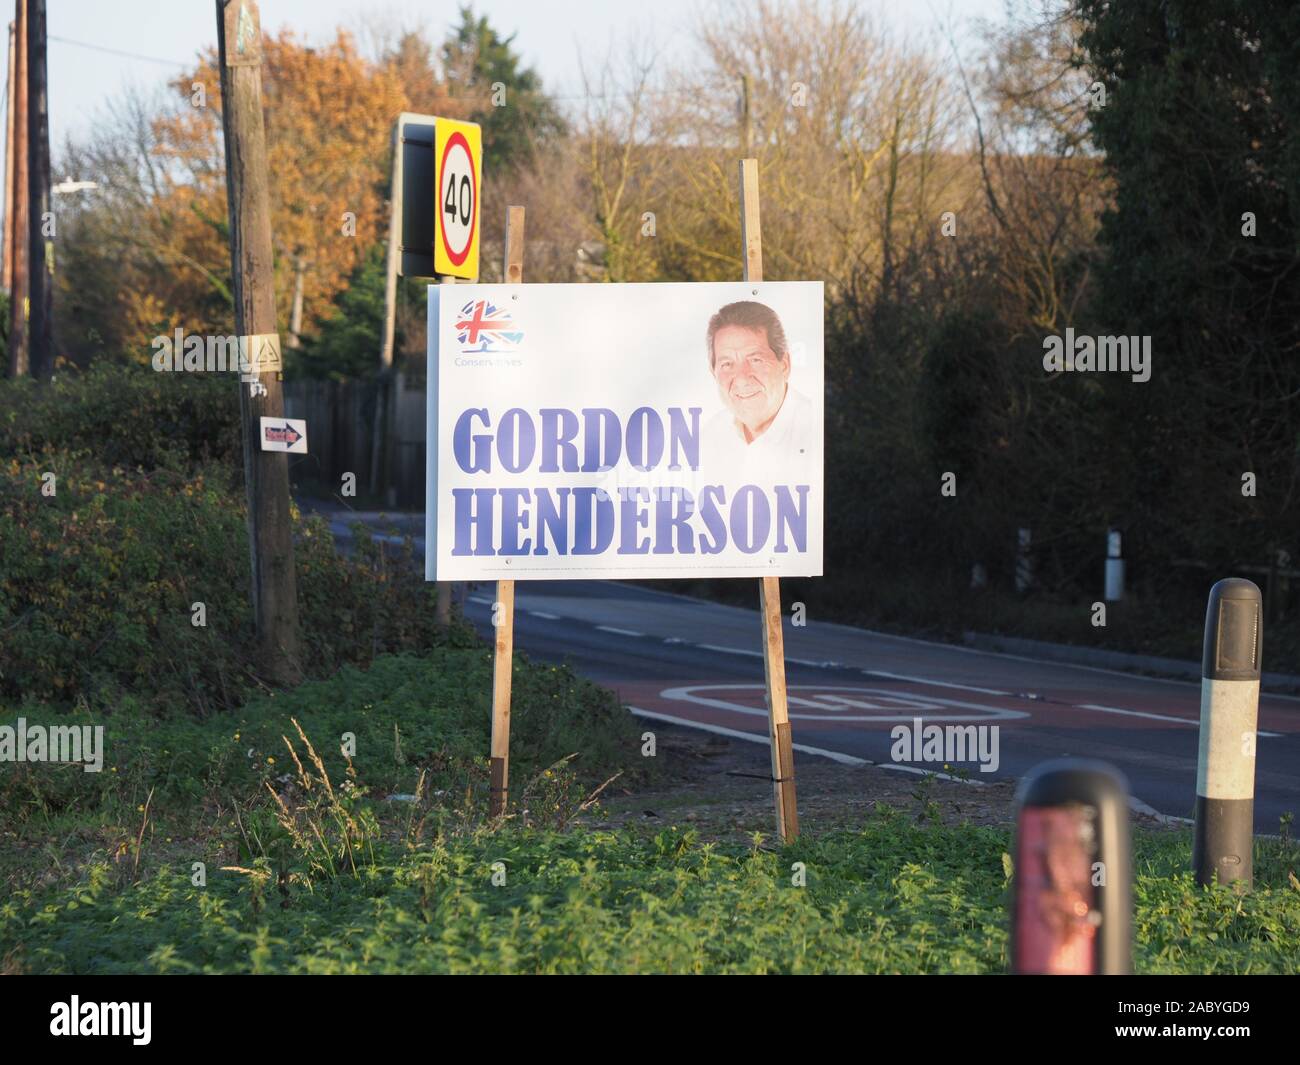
[3,20,16,294]
[739,158,798,842]
[216,0,302,686]
[433,275,456,629]
[25,0,50,380]
[6,0,26,377]
[380,122,401,371]
[489,205,525,818]
[433,583,453,628]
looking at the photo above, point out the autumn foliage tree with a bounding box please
[162,31,404,345]
[55,31,406,366]
[54,14,565,374]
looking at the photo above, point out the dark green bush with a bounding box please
[0,451,466,713]
[0,648,639,819]
[0,362,241,472]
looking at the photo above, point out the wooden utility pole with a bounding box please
[3,20,15,293]
[216,0,302,686]
[739,158,798,842]
[489,204,525,818]
[6,0,26,377]
[25,0,49,379]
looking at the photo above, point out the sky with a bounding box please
[2,0,1009,184]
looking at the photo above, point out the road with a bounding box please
[315,507,1300,830]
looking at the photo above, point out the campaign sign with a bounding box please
[426,282,823,581]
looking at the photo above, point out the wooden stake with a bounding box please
[216,0,302,686]
[739,157,798,842]
[489,205,525,818]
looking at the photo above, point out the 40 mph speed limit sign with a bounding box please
[434,118,482,279]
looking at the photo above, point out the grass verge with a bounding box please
[4,812,1299,974]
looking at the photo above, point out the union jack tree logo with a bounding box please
[455,299,524,354]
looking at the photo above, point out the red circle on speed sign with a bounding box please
[439,131,477,267]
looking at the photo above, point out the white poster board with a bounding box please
[426,281,823,581]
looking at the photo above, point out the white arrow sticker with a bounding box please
[259,416,308,454]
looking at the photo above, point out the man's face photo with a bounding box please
[711,324,790,436]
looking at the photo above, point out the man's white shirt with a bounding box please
[700,385,815,487]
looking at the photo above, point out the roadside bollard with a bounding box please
[1015,527,1033,592]
[1104,529,1125,601]
[1194,578,1263,890]
[1010,759,1132,975]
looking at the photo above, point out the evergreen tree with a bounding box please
[1074,0,1300,570]
[295,243,390,381]
[441,6,566,169]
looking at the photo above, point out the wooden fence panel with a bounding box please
[284,375,427,509]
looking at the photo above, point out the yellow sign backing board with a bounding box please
[434,118,482,279]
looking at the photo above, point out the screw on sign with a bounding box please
[434,118,482,279]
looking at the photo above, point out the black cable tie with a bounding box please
[725,771,793,783]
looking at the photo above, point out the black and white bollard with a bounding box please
[1015,528,1033,593]
[1193,578,1263,890]
[1010,759,1132,975]
[1104,529,1125,602]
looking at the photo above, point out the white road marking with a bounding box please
[837,624,1300,702]
[1129,795,1193,825]
[529,611,561,620]
[659,684,1029,723]
[865,669,1011,697]
[596,625,644,637]
[698,643,764,659]
[871,763,985,785]
[602,579,1300,702]
[699,645,843,669]
[627,708,1198,813]
[1077,703,1282,737]
[792,692,943,713]
[630,708,985,784]
[627,707,868,767]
